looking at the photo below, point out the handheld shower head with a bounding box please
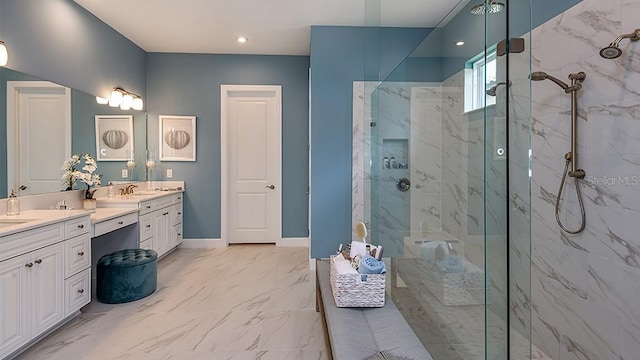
[529,71,570,91]
[486,81,512,96]
[600,29,640,59]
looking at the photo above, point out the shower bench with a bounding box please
[316,260,432,360]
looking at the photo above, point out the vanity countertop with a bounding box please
[0,209,93,237]
[96,189,184,208]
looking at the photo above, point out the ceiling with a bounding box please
[74,0,470,55]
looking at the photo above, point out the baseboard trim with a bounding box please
[181,238,226,248]
[276,237,309,247]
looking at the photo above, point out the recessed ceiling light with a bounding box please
[237,36,248,44]
[456,41,465,46]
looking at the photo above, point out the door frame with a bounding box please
[6,81,71,195]
[220,85,282,246]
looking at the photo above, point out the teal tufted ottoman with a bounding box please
[97,249,158,304]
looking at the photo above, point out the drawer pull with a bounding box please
[118,221,124,225]
[25,262,33,268]
[77,224,85,229]
[146,225,151,228]
[146,205,151,209]
[178,212,182,215]
[178,197,181,200]
[78,289,85,294]
[178,233,182,236]
[77,251,85,256]
[34,259,42,265]
[163,212,169,216]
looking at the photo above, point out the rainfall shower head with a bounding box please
[600,29,640,59]
[470,1,505,15]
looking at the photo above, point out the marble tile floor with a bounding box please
[16,245,329,360]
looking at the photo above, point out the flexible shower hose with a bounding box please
[555,156,586,234]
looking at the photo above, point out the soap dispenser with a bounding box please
[107,181,115,198]
[7,188,20,216]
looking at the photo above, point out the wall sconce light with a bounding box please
[0,40,8,67]
[98,87,144,110]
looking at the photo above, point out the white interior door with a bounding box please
[7,81,71,195]
[221,85,282,244]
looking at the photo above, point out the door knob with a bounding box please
[266,185,275,190]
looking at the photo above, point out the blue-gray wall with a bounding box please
[146,53,310,239]
[72,90,147,183]
[0,0,146,99]
[309,26,432,258]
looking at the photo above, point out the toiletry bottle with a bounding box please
[390,157,397,169]
[107,181,115,198]
[7,188,20,216]
[383,157,389,169]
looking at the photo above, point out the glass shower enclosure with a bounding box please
[355,0,533,358]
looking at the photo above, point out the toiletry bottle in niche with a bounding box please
[7,188,20,216]
[107,181,115,198]
[390,157,397,169]
[383,157,389,169]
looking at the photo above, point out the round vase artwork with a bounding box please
[102,130,129,149]
[164,130,191,150]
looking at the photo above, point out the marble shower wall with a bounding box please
[353,82,442,256]
[530,0,640,359]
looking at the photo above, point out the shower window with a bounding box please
[465,50,497,111]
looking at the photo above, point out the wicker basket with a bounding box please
[421,258,484,306]
[329,255,386,308]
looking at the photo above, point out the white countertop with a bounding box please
[0,209,92,237]
[96,189,184,207]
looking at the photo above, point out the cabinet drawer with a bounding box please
[0,223,64,262]
[173,193,183,204]
[65,216,91,238]
[139,196,174,215]
[139,213,153,240]
[65,268,91,316]
[93,212,138,238]
[139,238,153,250]
[64,233,91,278]
[172,204,183,225]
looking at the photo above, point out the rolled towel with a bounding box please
[437,254,464,273]
[358,255,386,274]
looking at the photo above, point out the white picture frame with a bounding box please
[95,115,134,161]
[159,115,196,161]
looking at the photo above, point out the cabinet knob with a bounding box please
[146,224,151,228]
[146,205,151,209]
[78,224,85,229]
[178,197,181,200]
[178,212,182,215]
[78,289,85,294]
[78,251,85,256]
[34,259,42,265]
[178,233,182,236]
[163,212,169,216]
[118,221,124,225]
[25,262,33,268]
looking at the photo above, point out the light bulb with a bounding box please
[120,94,133,110]
[0,41,8,66]
[109,89,123,107]
[132,97,143,110]
[96,96,109,104]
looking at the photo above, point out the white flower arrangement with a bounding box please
[61,154,102,199]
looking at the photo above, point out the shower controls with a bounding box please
[396,178,410,192]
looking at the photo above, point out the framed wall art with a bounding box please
[159,115,196,161]
[95,115,134,161]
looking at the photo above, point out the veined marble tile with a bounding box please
[258,310,326,350]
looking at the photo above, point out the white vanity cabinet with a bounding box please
[0,214,91,359]
[138,193,183,257]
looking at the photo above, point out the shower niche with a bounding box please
[381,138,409,169]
